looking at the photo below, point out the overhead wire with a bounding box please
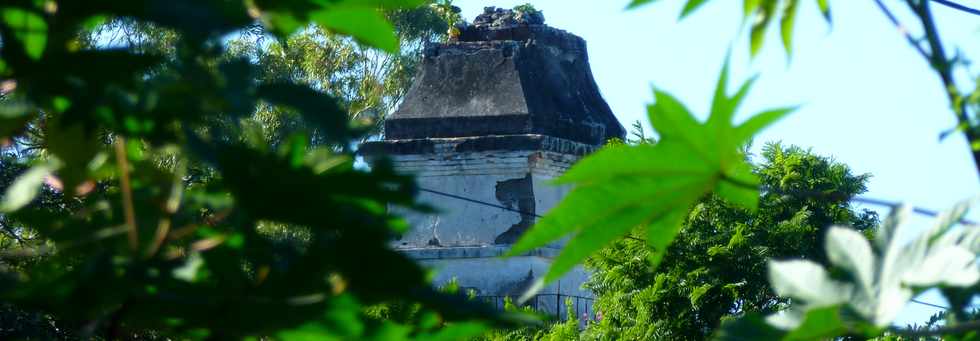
[418,186,973,311]
[930,0,980,16]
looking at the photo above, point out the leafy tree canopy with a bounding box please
[583,143,878,340]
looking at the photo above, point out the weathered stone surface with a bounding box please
[472,6,545,29]
[359,134,598,157]
[383,16,624,145]
[362,15,614,314]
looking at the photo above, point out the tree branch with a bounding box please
[909,0,980,177]
[891,318,980,338]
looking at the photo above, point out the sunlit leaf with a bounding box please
[750,1,777,56]
[0,162,56,212]
[768,260,850,306]
[680,0,711,18]
[816,0,831,22]
[825,227,873,293]
[743,0,763,18]
[507,59,789,285]
[779,0,799,56]
[312,8,399,52]
[1,8,47,60]
[626,0,661,10]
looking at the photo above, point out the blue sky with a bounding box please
[455,0,980,327]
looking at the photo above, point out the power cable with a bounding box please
[417,187,973,311]
[911,298,950,310]
[419,188,543,218]
[931,0,980,16]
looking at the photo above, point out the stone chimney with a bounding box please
[361,7,623,316]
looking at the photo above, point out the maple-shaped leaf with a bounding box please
[506,59,795,291]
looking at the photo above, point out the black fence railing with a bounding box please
[476,294,596,323]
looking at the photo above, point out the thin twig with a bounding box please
[873,0,931,60]
[114,137,139,252]
[906,0,980,175]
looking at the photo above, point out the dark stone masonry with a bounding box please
[360,8,621,316]
[376,7,625,149]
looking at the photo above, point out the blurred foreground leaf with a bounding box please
[507,59,793,285]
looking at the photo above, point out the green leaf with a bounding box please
[626,0,661,10]
[734,107,795,144]
[415,322,488,341]
[781,305,851,340]
[716,161,760,210]
[557,143,710,186]
[0,162,55,212]
[645,205,688,268]
[1,8,47,60]
[902,246,979,287]
[825,227,874,294]
[256,83,354,143]
[743,0,763,18]
[45,118,101,195]
[749,0,777,56]
[513,174,709,283]
[679,0,711,18]
[689,283,713,306]
[0,100,33,139]
[311,7,400,53]
[780,0,800,56]
[816,0,831,22]
[714,313,787,341]
[767,260,850,306]
[873,205,910,252]
[509,59,788,285]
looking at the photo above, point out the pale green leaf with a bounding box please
[556,143,710,185]
[626,0,661,10]
[726,75,759,125]
[679,0,711,18]
[749,0,777,56]
[645,206,688,268]
[734,107,795,145]
[902,246,979,287]
[173,252,205,282]
[515,175,708,273]
[707,57,733,128]
[544,199,668,282]
[779,0,800,56]
[649,90,717,163]
[0,163,55,212]
[1,8,47,60]
[768,260,851,306]
[873,205,910,252]
[825,227,874,294]
[510,59,783,285]
[311,8,399,52]
[743,0,763,19]
[816,0,831,22]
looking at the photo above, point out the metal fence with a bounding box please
[476,294,596,323]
